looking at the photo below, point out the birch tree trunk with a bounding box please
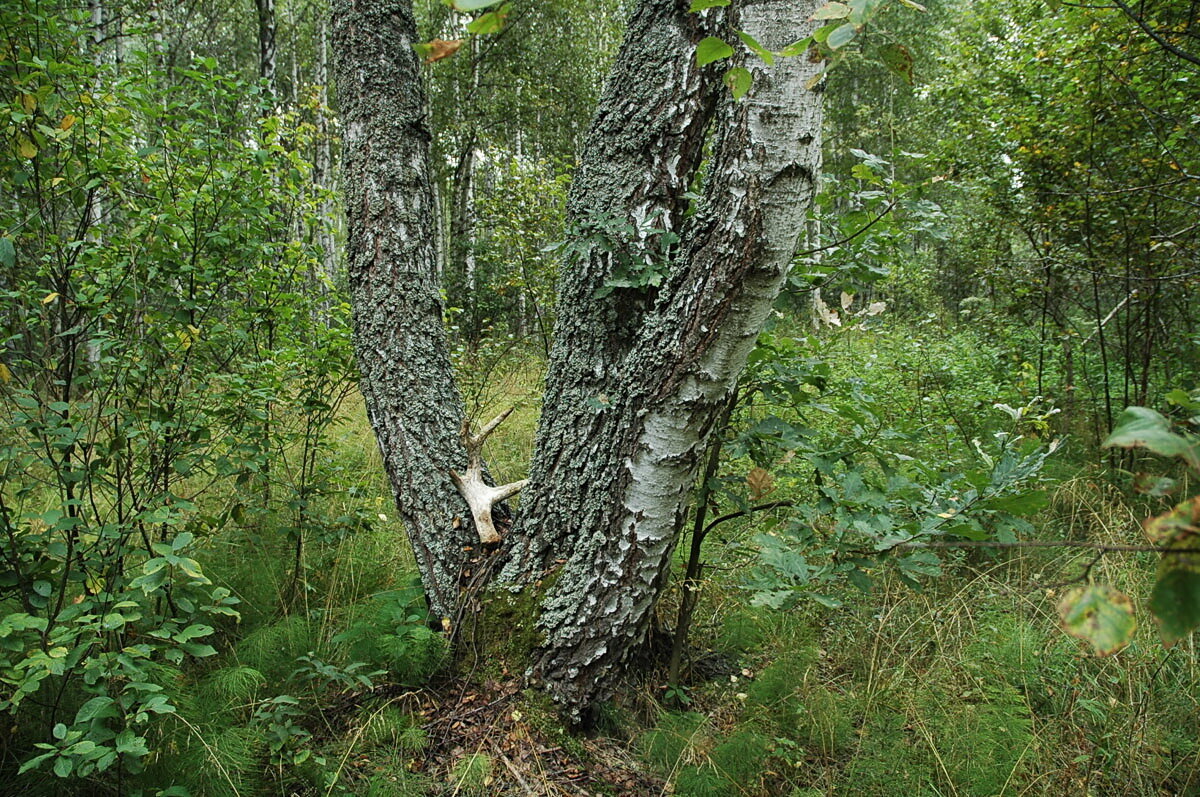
[332,0,823,717]
[255,0,277,99]
[509,0,823,715]
[332,0,476,620]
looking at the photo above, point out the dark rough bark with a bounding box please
[332,0,476,621]
[506,0,824,716]
[255,0,278,96]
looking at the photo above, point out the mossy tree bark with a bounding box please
[332,0,822,718]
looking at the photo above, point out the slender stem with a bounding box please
[667,391,738,694]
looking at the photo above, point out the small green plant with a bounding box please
[448,752,493,795]
[640,711,710,773]
[359,705,429,752]
[332,587,448,685]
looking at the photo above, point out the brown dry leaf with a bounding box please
[747,467,774,500]
[421,38,463,63]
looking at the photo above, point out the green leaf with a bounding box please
[448,0,504,10]
[1165,389,1200,411]
[851,163,877,182]
[18,751,56,774]
[724,67,752,100]
[114,729,149,756]
[813,2,852,19]
[1058,584,1136,656]
[878,43,914,84]
[736,30,775,66]
[696,36,734,67]
[74,696,118,724]
[780,36,814,57]
[1102,406,1200,472]
[0,236,14,269]
[174,624,213,643]
[688,0,730,9]
[1132,473,1177,497]
[826,22,859,50]
[181,641,217,658]
[466,3,510,35]
[1149,566,1200,647]
[1142,496,1199,544]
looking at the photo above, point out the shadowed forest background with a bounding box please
[1,0,1199,794]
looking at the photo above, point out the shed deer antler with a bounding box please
[449,407,528,545]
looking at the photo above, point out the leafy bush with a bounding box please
[333,588,448,685]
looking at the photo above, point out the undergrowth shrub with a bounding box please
[333,588,448,684]
[236,613,322,683]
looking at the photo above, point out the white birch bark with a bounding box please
[510,0,824,716]
[332,0,823,716]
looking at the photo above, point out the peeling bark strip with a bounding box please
[516,0,824,715]
[332,0,477,620]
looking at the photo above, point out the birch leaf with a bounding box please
[415,39,463,64]
[724,67,752,100]
[696,37,734,67]
[747,467,774,499]
[1058,584,1136,656]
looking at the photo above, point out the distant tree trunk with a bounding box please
[332,0,822,717]
[314,17,338,294]
[255,0,277,98]
[450,135,479,338]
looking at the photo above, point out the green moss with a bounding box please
[460,579,556,679]
[514,689,590,761]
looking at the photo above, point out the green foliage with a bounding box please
[448,752,494,795]
[332,588,449,684]
[202,664,267,710]
[358,705,429,752]
[640,711,711,773]
[735,325,1060,610]
[236,614,321,683]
